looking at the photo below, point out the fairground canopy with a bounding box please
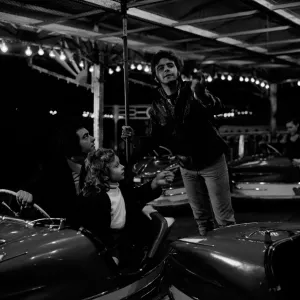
[1,0,300,85]
[1,0,300,151]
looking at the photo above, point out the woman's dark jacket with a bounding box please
[148,81,228,169]
[72,179,161,249]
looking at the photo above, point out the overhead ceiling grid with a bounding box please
[1,0,300,83]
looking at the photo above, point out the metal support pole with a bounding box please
[270,83,277,138]
[92,51,104,149]
[121,0,130,163]
[113,105,119,151]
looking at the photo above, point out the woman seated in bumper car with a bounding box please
[74,148,175,268]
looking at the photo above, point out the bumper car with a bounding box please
[133,146,188,208]
[133,143,300,209]
[229,143,300,200]
[0,189,173,300]
[166,221,300,300]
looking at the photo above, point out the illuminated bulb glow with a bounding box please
[1,42,8,53]
[38,47,44,55]
[25,46,32,56]
[59,51,66,61]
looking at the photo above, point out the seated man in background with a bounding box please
[282,117,300,162]
[278,117,300,183]
[16,121,95,219]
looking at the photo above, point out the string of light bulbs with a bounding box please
[1,39,299,87]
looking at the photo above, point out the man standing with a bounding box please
[123,50,235,236]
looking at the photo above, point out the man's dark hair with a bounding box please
[286,117,300,126]
[151,50,183,81]
[59,122,86,158]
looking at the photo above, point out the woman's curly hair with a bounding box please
[80,148,116,197]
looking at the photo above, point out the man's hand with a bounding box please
[151,170,175,190]
[16,190,33,207]
[121,126,135,142]
[191,71,206,98]
[112,256,119,265]
[142,205,158,220]
[292,158,300,167]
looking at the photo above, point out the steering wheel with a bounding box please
[265,144,282,156]
[0,189,51,219]
[258,142,282,157]
[151,146,174,157]
[261,143,282,156]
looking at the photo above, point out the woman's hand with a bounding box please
[151,170,175,190]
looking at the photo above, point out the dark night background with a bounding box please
[0,54,299,189]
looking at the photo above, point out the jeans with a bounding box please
[180,154,235,235]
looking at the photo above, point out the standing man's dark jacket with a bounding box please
[148,81,228,169]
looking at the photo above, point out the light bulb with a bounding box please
[59,51,66,61]
[38,47,44,55]
[25,46,32,56]
[137,64,142,71]
[49,50,55,57]
[1,42,8,53]
[108,68,114,74]
[79,61,84,68]
[89,66,94,72]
